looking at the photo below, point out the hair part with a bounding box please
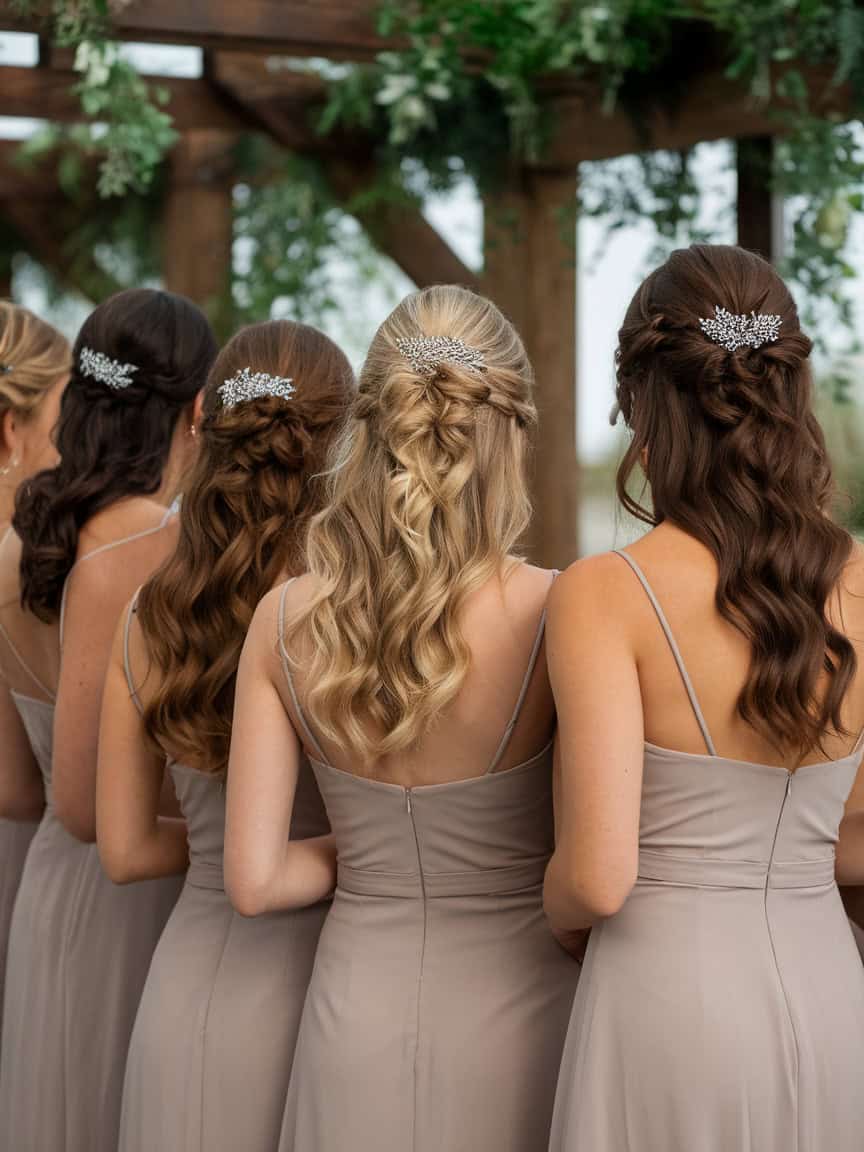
[615,243,855,755]
[289,284,537,764]
[14,289,217,621]
[136,319,356,773]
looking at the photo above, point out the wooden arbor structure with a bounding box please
[0,3,851,565]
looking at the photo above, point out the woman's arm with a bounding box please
[837,751,864,887]
[543,555,644,934]
[96,612,188,883]
[225,589,336,917]
[0,678,44,821]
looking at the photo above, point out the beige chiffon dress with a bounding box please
[549,550,864,1152]
[119,596,331,1152]
[278,581,580,1152]
[0,527,184,1152]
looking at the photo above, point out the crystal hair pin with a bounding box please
[396,335,486,378]
[217,367,295,409]
[79,346,138,391]
[699,306,782,353]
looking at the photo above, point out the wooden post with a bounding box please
[483,168,579,568]
[736,136,784,263]
[162,131,236,330]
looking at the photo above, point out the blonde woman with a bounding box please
[226,286,580,1152]
[0,302,69,1060]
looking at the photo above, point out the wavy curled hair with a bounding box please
[615,243,855,755]
[0,301,70,421]
[14,289,216,621]
[287,284,537,764]
[136,320,355,773]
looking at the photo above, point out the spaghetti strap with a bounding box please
[278,579,328,764]
[123,587,144,715]
[486,571,558,775]
[59,512,176,647]
[0,619,54,700]
[614,549,718,757]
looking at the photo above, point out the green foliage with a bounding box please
[13,0,176,196]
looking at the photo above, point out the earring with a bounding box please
[188,424,197,439]
[0,452,20,479]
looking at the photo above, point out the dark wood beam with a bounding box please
[211,54,480,291]
[0,64,251,134]
[736,136,783,262]
[1,199,122,301]
[483,171,579,566]
[0,1,387,59]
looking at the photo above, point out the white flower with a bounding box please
[376,73,416,106]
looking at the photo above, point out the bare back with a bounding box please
[619,522,864,770]
[276,560,557,788]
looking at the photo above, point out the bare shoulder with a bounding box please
[549,551,634,617]
[247,573,322,667]
[78,497,174,559]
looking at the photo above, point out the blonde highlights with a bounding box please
[290,285,537,763]
[0,301,70,419]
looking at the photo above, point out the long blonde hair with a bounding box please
[0,301,70,420]
[289,284,537,762]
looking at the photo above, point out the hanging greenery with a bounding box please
[10,0,864,332]
[11,0,176,195]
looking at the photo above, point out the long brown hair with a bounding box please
[615,243,855,755]
[136,320,355,772]
[288,285,537,763]
[15,289,216,620]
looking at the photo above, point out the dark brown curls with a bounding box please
[14,289,217,621]
[615,243,854,756]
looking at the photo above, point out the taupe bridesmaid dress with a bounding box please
[549,551,864,1152]
[0,526,184,1152]
[119,599,331,1152]
[278,580,580,1152]
[0,622,40,1064]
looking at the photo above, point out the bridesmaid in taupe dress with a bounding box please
[0,289,215,1152]
[545,245,864,1151]
[0,303,69,1061]
[226,286,580,1152]
[97,320,354,1152]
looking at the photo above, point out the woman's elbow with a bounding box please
[226,874,272,918]
[548,855,636,924]
[98,842,141,885]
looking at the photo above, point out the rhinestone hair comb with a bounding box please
[396,335,486,378]
[699,306,782,353]
[79,346,139,391]
[217,367,295,409]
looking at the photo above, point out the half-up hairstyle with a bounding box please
[137,320,355,773]
[289,284,537,764]
[0,302,70,421]
[14,289,216,621]
[615,243,855,755]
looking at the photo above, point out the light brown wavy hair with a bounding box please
[615,243,855,755]
[136,320,355,772]
[0,301,70,422]
[287,284,537,763]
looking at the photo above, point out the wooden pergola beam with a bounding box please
[0,1,387,59]
[211,53,481,291]
[0,64,251,134]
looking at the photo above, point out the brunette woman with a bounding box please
[97,320,354,1152]
[0,288,216,1152]
[226,286,580,1152]
[545,244,864,1152]
[0,302,69,1057]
